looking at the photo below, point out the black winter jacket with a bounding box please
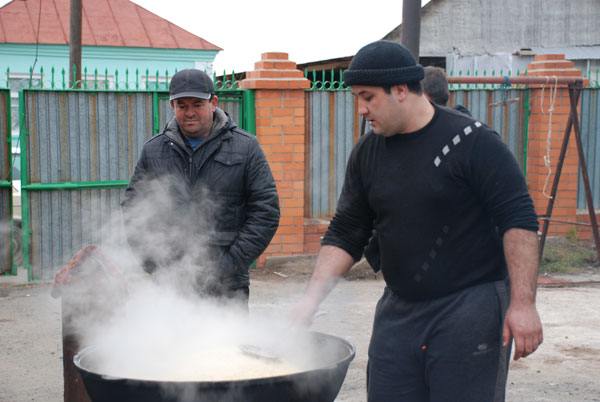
[121,108,279,290]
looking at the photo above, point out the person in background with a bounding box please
[422,65,472,115]
[291,41,542,401]
[121,69,279,307]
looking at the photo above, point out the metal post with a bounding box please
[69,0,82,89]
[538,106,575,261]
[401,0,421,60]
[568,84,600,261]
[62,296,91,402]
[538,83,600,263]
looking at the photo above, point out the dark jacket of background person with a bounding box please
[121,108,279,291]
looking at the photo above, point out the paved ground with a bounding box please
[1,261,599,402]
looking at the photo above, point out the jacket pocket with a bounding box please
[207,230,238,246]
[213,151,245,167]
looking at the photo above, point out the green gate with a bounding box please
[0,89,13,275]
[17,73,254,280]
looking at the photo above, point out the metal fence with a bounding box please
[0,89,11,274]
[578,88,600,210]
[20,90,155,280]
[449,89,529,172]
[306,90,359,218]
[305,71,529,218]
[18,82,251,280]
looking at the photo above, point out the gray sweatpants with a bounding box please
[367,279,511,402]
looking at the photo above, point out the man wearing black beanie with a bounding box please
[291,41,542,402]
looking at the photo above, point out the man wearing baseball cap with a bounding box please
[122,69,279,307]
[291,41,542,401]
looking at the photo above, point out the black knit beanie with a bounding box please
[343,40,424,86]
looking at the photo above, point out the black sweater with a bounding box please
[322,105,538,300]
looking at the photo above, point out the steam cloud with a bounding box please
[58,178,337,401]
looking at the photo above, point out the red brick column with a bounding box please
[524,54,587,237]
[240,52,311,267]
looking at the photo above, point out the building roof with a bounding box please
[383,0,600,57]
[0,0,222,50]
[530,46,600,60]
[297,55,353,72]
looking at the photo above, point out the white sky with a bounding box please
[0,0,432,73]
[130,0,413,73]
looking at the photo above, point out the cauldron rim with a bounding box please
[73,331,355,387]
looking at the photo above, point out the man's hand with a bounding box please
[502,228,544,360]
[288,298,320,329]
[288,246,355,328]
[502,301,543,360]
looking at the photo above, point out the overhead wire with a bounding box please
[29,0,43,82]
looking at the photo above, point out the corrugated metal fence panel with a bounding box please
[0,185,9,272]
[23,90,155,279]
[0,89,10,272]
[28,189,124,279]
[308,88,530,218]
[450,89,527,171]
[308,91,356,218]
[334,92,356,205]
[217,93,243,127]
[0,90,9,181]
[578,88,600,209]
[310,91,330,218]
[25,91,153,183]
[157,95,174,132]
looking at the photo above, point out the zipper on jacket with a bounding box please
[189,156,193,182]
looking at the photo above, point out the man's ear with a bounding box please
[210,95,218,111]
[170,100,175,109]
[391,84,409,102]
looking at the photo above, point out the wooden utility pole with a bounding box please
[69,0,82,88]
[401,0,421,61]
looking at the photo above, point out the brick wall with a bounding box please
[240,52,311,267]
[242,51,598,266]
[523,54,595,238]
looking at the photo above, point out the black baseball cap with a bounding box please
[169,69,214,101]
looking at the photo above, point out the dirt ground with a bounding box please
[1,257,600,402]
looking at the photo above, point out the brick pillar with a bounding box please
[524,54,586,237]
[240,52,311,267]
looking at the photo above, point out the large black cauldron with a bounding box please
[74,332,355,402]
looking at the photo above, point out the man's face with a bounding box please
[351,85,405,137]
[171,96,218,138]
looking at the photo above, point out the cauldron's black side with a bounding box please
[74,332,355,402]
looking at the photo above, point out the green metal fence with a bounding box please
[0,89,13,275]
[448,68,600,89]
[303,69,531,217]
[11,67,254,280]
